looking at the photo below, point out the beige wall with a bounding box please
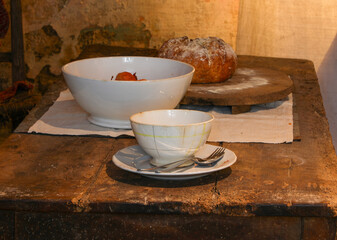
[236,0,337,72]
[236,0,337,150]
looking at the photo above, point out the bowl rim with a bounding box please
[130,109,214,127]
[61,56,195,83]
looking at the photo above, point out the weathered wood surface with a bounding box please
[5,213,307,239]
[181,67,294,112]
[1,53,337,238]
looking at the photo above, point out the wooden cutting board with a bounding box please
[180,67,294,114]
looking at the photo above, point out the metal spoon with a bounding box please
[156,147,225,173]
[136,147,225,172]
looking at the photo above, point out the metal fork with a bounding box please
[190,147,225,166]
[156,147,225,173]
[136,146,225,172]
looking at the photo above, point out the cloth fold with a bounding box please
[28,89,293,143]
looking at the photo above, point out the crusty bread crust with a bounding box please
[158,36,237,84]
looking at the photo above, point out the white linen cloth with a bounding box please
[28,89,293,143]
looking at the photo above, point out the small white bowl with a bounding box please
[62,56,195,129]
[130,109,214,166]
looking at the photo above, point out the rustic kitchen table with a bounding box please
[0,50,337,239]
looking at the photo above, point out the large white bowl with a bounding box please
[130,109,214,166]
[62,56,195,129]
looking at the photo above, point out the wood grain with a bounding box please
[181,67,293,113]
[1,54,336,238]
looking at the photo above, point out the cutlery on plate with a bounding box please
[136,147,225,172]
[156,148,226,173]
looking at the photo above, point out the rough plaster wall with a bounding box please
[19,0,239,79]
[236,0,337,151]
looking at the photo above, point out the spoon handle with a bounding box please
[154,159,193,173]
[137,159,188,171]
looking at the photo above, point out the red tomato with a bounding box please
[115,72,138,81]
[112,71,147,81]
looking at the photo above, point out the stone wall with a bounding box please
[0,0,239,86]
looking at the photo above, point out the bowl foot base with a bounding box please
[88,116,131,129]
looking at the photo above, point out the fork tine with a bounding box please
[218,148,225,158]
[206,148,219,160]
[218,148,225,156]
[206,147,223,160]
[211,147,225,159]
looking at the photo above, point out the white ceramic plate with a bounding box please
[112,144,237,180]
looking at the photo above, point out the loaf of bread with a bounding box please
[158,36,237,84]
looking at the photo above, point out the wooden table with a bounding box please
[0,52,337,239]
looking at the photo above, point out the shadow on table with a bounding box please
[105,160,232,188]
